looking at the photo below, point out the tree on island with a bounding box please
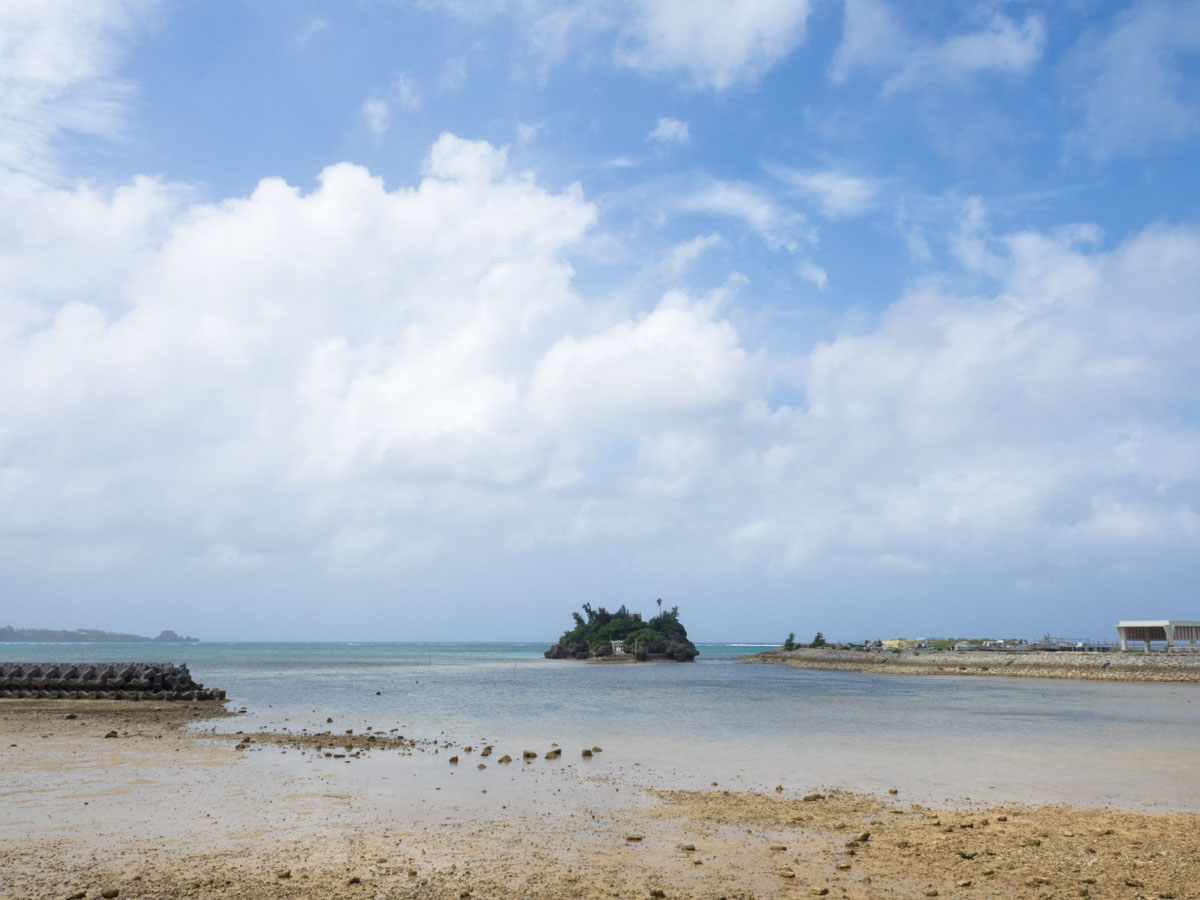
[810,631,827,648]
[783,632,797,651]
[545,602,699,661]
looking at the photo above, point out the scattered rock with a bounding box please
[650,890,666,898]
[956,880,972,887]
[591,746,602,752]
[104,731,118,739]
[811,889,828,896]
[855,831,871,842]
[65,714,77,720]
[477,763,486,770]
[449,756,458,764]
[678,843,696,852]
[778,869,795,879]
[348,875,361,885]
[582,749,593,758]
[768,844,787,852]
[523,750,537,760]
[276,870,291,879]
[958,851,976,860]
[498,755,512,764]
[804,793,825,801]
[888,787,898,794]
[835,862,851,871]
[545,748,561,759]
[626,835,644,842]
[101,890,119,899]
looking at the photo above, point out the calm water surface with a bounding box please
[6,641,1199,810]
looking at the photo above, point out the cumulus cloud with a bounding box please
[830,0,1045,96]
[649,117,690,144]
[1064,0,1200,159]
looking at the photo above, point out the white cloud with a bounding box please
[295,16,327,47]
[649,117,690,144]
[768,165,879,218]
[361,98,391,137]
[617,0,812,89]
[428,0,812,89]
[658,233,724,279]
[1064,0,1200,159]
[0,0,156,176]
[437,56,469,93]
[677,180,810,252]
[361,72,420,136]
[3,129,1199,632]
[830,1,1045,96]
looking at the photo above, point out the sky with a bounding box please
[1,0,1198,642]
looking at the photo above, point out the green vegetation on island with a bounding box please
[544,600,698,661]
[1,626,199,644]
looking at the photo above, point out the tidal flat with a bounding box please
[4,644,1200,899]
[3,696,1200,900]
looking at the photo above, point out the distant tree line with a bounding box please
[782,631,827,650]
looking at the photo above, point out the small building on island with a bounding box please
[1116,620,1200,652]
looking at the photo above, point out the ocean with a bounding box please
[5,641,1200,811]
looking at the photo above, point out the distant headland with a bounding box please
[1,626,199,644]
[544,601,698,661]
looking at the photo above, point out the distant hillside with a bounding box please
[0,626,199,643]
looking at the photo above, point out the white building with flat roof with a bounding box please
[1115,620,1200,651]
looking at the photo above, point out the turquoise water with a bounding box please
[5,641,1200,810]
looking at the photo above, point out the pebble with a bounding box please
[101,890,119,899]
[276,869,291,879]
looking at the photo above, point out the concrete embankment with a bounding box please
[0,661,224,700]
[737,648,1200,683]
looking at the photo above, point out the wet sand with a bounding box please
[2,699,1198,899]
[739,648,1200,683]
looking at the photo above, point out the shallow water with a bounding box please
[7,641,1200,810]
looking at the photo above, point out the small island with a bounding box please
[1,626,199,644]
[544,601,699,661]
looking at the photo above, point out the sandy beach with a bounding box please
[737,649,1200,683]
[3,699,1198,900]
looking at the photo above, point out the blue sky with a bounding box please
[2,0,1199,642]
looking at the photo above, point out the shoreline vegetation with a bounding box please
[738,647,1200,682]
[544,601,699,661]
[3,699,1199,898]
[1,625,198,643]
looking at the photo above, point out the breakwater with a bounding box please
[737,648,1200,683]
[0,662,225,700]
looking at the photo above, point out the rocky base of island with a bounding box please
[738,647,1200,682]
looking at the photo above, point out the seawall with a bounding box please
[737,648,1200,683]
